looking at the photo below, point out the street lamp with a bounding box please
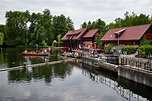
[114,33,120,46]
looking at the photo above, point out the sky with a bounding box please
[0,0,152,29]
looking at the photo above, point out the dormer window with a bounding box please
[114,28,126,38]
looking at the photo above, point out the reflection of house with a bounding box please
[61,28,100,50]
[101,24,152,47]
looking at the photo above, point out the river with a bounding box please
[0,48,151,101]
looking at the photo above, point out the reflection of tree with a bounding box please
[4,48,25,67]
[7,63,73,84]
[53,63,72,79]
[0,53,4,63]
[8,68,32,82]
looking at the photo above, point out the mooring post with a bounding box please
[23,62,27,69]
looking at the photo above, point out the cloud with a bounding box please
[0,0,152,29]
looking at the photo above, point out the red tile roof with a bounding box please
[83,29,99,38]
[101,24,152,41]
[61,28,88,41]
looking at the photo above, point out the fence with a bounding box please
[120,57,152,72]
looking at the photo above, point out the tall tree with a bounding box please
[52,14,74,40]
[0,32,4,45]
[81,22,87,28]
[41,9,53,45]
[81,19,106,34]
[5,9,74,47]
[113,11,152,28]
[5,10,30,46]
[0,25,6,45]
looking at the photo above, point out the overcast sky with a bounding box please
[1,0,152,29]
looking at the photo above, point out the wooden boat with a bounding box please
[22,51,50,56]
[40,48,51,52]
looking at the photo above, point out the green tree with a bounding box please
[81,19,106,34]
[0,25,6,45]
[5,10,30,46]
[57,34,61,47]
[95,32,104,47]
[0,32,4,45]
[28,9,54,46]
[140,35,150,46]
[81,22,87,28]
[52,14,74,41]
[110,11,152,28]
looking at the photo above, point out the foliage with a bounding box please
[107,11,152,29]
[5,9,74,47]
[122,45,135,54]
[104,44,113,53]
[41,40,48,47]
[52,14,74,41]
[138,45,152,58]
[53,42,63,47]
[140,35,150,46]
[57,34,61,47]
[0,32,4,45]
[145,45,152,57]
[81,18,106,34]
[0,25,6,45]
[5,10,30,46]
[95,32,104,47]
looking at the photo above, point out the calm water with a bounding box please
[0,48,151,101]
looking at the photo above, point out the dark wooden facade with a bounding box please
[61,28,100,50]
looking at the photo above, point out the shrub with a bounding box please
[137,45,152,58]
[41,40,48,47]
[104,44,113,53]
[122,45,135,54]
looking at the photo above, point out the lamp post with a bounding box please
[118,34,119,47]
[114,32,120,54]
[114,33,120,47]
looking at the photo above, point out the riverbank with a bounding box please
[80,53,152,87]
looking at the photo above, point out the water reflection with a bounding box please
[8,63,73,84]
[0,48,152,101]
[0,62,151,101]
[82,64,150,101]
[0,48,61,68]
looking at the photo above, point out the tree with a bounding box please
[81,19,106,34]
[81,22,87,28]
[95,32,104,47]
[28,9,54,46]
[5,10,30,46]
[5,9,74,47]
[111,11,152,28]
[140,35,150,46]
[52,14,74,41]
[0,25,6,45]
[0,32,4,45]
[57,34,61,47]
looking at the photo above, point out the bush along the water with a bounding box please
[122,45,135,54]
[138,45,152,58]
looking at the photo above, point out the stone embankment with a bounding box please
[81,54,152,87]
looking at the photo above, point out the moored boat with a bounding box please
[22,50,50,56]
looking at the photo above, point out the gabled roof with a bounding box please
[61,28,88,41]
[83,29,99,38]
[101,24,152,41]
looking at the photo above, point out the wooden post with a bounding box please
[23,62,27,69]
